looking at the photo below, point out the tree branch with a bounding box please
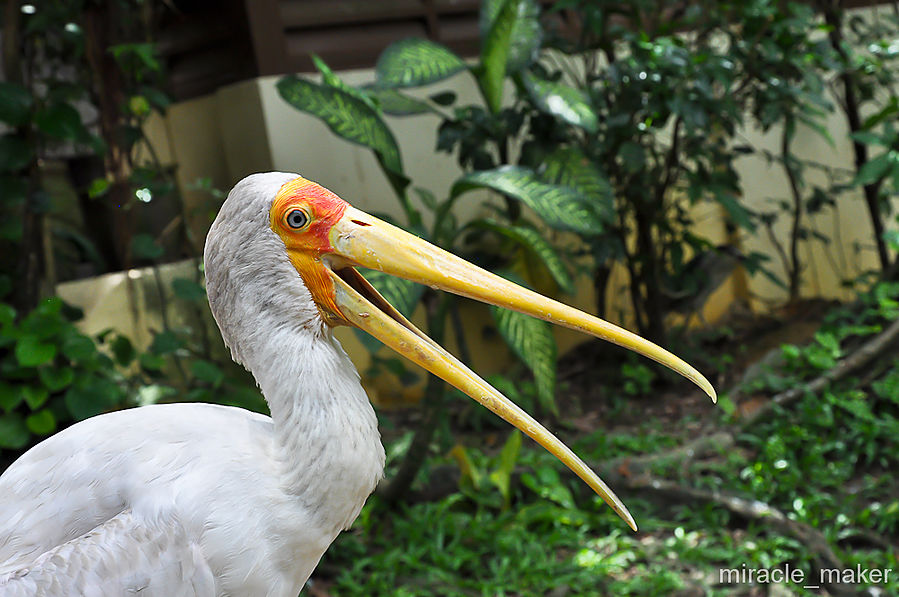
[740,316,899,429]
[617,476,859,596]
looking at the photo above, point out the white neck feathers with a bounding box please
[204,173,385,535]
[252,327,384,533]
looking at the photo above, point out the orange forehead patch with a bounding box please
[271,176,348,252]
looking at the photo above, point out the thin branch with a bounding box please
[781,123,804,301]
[740,316,899,429]
[762,215,793,292]
[619,476,858,596]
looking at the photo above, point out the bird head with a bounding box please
[208,172,716,530]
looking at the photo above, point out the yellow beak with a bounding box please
[317,205,716,530]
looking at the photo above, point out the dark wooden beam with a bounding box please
[245,0,289,75]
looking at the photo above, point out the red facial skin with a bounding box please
[272,177,348,253]
[270,177,350,324]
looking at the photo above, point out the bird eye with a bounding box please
[286,209,309,230]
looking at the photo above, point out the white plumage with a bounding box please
[1,174,384,596]
[0,172,714,596]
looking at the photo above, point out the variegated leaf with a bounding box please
[480,0,541,73]
[522,72,598,133]
[540,147,614,224]
[276,75,404,178]
[366,87,433,116]
[376,38,467,89]
[479,0,514,113]
[491,300,558,415]
[470,219,575,294]
[310,55,370,104]
[451,166,604,235]
[479,0,542,113]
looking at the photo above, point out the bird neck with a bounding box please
[250,326,385,534]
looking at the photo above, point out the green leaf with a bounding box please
[360,270,423,318]
[0,82,33,126]
[504,0,541,72]
[470,219,574,294]
[128,95,151,117]
[64,384,107,420]
[479,0,507,36]
[35,296,64,318]
[149,330,183,355]
[540,147,614,224]
[367,88,432,116]
[15,336,57,367]
[0,134,33,172]
[353,270,424,353]
[172,278,206,303]
[491,287,558,414]
[140,86,171,111]
[430,91,457,106]
[849,131,887,147]
[67,377,123,421]
[0,413,30,449]
[479,0,517,113]
[110,335,136,366]
[452,166,604,235]
[131,233,163,260]
[0,303,15,329]
[38,365,75,392]
[862,98,898,129]
[488,431,522,506]
[716,395,737,418]
[521,465,575,508]
[140,352,165,371]
[521,72,598,133]
[26,409,56,435]
[109,43,160,73]
[376,38,467,88]
[855,151,898,186]
[88,177,110,198]
[277,76,407,192]
[716,192,757,232]
[61,333,96,362]
[0,382,22,412]
[20,309,64,340]
[480,0,541,72]
[22,385,49,409]
[311,54,379,111]
[34,102,87,141]
[450,444,482,490]
[191,359,225,387]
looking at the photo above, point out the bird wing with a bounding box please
[0,508,215,597]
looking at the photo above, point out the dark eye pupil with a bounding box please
[287,210,308,229]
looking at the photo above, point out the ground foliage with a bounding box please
[305,283,899,596]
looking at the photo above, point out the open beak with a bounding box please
[315,205,715,530]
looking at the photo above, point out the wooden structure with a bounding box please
[156,0,488,100]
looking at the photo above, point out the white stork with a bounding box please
[0,173,715,596]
